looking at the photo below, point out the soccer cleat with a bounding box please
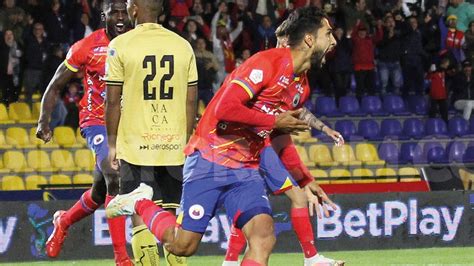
[46,210,68,258]
[106,183,153,218]
[222,261,239,266]
[116,257,134,266]
[304,254,345,266]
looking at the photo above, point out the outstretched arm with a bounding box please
[299,107,344,145]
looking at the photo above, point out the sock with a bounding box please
[224,225,246,262]
[291,207,317,258]
[105,195,129,262]
[60,189,99,229]
[131,224,160,266]
[241,259,262,266]
[135,199,176,242]
[163,245,187,266]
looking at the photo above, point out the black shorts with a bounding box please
[119,160,183,209]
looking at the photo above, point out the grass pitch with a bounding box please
[2,247,473,265]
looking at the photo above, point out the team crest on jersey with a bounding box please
[189,204,204,220]
[249,69,263,84]
[93,134,105,145]
[293,93,301,107]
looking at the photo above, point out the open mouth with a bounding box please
[115,22,125,33]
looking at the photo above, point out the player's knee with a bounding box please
[171,241,199,257]
[246,219,275,252]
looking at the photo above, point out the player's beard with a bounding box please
[310,49,327,70]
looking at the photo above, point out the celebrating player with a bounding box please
[104,0,197,265]
[36,1,133,265]
[223,16,345,266]
[106,6,337,266]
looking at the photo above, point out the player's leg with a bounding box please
[156,166,187,266]
[222,224,247,265]
[120,161,161,265]
[223,174,275,266]
[46,170,104,258]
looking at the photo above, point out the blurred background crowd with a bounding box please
[0,0,474,129]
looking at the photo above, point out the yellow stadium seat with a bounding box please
[310,169,328,178]
[54,126,82,148]
[73,174,93,184]
[376,168,398,182]
[0,130,12,149]
[75,149,95,171]
[29,127,60,148]
[198,100,206,116]
[0,104,14,124]
[50,174,72,185]
[398,167,420,176]
[25,175,48,190]
[27,150,56,172]
[76,127,87,147]
[329,169,351,180]
[355,144,385,166]
[32,102,41,120]
[6,127,35,148]
[0,156,8,174]
[1,175,25,190]
[332,145,362,166]
[292,131,316,144]
[51,150,80,172]
[352,168,374,177]
[3,151,33,173]
[8,102,36,123]
[295,145,311,165]
[309,144,338,167]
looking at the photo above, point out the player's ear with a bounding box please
[304,33,313,49]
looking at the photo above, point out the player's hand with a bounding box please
[36,121,52,143]
[274,109,310,134]
[304,180,337,219]
[323,127,344,146]
[108,146,120,171]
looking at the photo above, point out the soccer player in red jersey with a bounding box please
[106,6,337,266]
[223,15,345,266]
[36,1,134,265]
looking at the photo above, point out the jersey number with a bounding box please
[142,55,174,100]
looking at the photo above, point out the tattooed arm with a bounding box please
[299,107,345,146]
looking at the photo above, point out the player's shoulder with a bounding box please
[160,26,194,52]
[73,28,108,48]
[242,48,289,71]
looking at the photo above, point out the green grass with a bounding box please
[2,247,473,265]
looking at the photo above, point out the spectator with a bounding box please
[377,15,403,94]
[350,19,383,98]
[73,13,93,43]
[428,57,450,122]
[179,17,210,44]
[465,20,474,63]
[0,29,21,105]
[402,16,428,95]
[328,26,353,102]
[170,0,193,19]
[194,37,218,105]
[63,82,81,129]
[453,60,474,120]
[44,0,70,46]
[422,6,442,59]
[235,48,251,67]
[211,4,243,91]
[23,22,48,104]
[41,44,64,93]
[441,15,465,64]
[254,15,277,51]
[0,0,25,32]
[338,0,373,30]
[447,0,474,32]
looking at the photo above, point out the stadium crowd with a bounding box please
[0,0,474,126]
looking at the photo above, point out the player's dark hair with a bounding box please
[286,7,327,47]
[137,0,164,17]
[275,19,290,37]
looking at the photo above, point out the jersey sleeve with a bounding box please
[64,39,88,73]
[187,50,198,87]
[228,53,274,99]
[105,39,124,86]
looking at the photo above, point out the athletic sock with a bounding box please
[131,224,160,266]
[291,207,317,258]
[224,225,246,262]
[60,189,99,229]
[241,259,262,266]
[105,194,129,263]
[135,199,176,242]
